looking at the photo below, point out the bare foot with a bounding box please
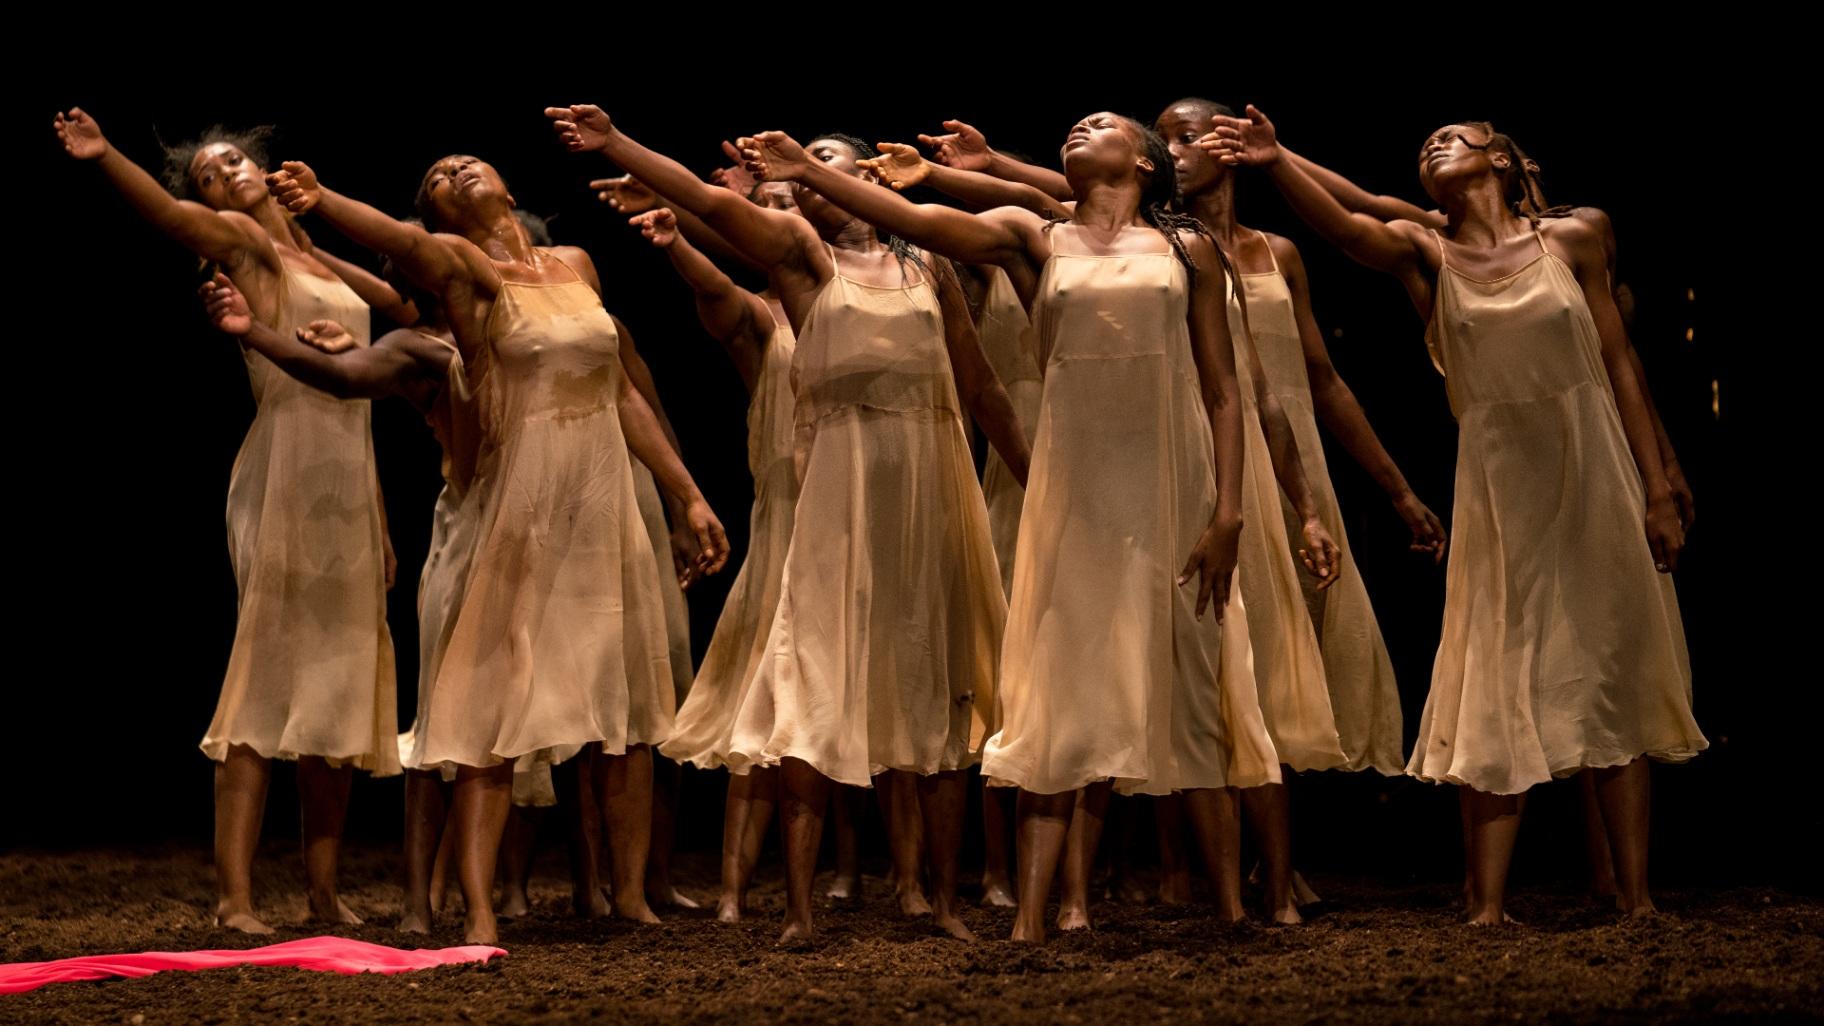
[898,886,933,917]
[1291,870,1321,907]
[465,910,499,945]
[1621,899,1659,918]
[1270,901,1304,926]
[650,886,701,910]
[933,911,976,941]
[1112,874,1150,905]
[573,885,611,919]
[214,905,274,935]
[397,908,433,935]
[613,895,662,925]
[1009,914,1046,943]
[826,873,859,901]
[309,895,363,926]
[716,893,743,923]
[1158,870,1193,905]
[980,880,1017,908]
[498,887,531,918]
[777,918,814,946]
[1467,909,1521,926]
[1213,905,1248,925]
[1056,903,1091,932]
[429,889,448,917]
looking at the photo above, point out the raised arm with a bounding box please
[1283,147,1445,227]
[1557,219,1683,572]
[919,119,1074,202]
[867,142,1073,218]
[200,273,443,399]
[55,108,260,268]
[932,258,1029,487]
[1204,107,1429,279]
[1276,238,1446,560]
[592,169,768,276]
[266,162,475,297]
[549,105,815,273]
[629,209,770,391]
[742,132,1034,271]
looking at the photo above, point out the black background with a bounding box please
[16,50,1788,891]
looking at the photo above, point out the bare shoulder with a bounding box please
[1262,231,1307,274]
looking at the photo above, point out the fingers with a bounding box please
[916,133,939,149]
[721,139,743,163]
[542,106,573,120]
[1195,561,1216,619]
[1211,569,1231,624]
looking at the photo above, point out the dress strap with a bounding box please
[1429,228,1449,269]
[541,248,587,285]
[1255,230,1282,275]
[1531,225,1550,256]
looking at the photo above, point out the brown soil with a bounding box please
[2,847,1819,1025]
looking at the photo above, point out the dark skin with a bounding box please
[1207,107,1680,924]
[1220,113,1693,532]
[865,134,1345,586]
[744,113,1259,941]
[264,153,728,944]
[54,106,418,935]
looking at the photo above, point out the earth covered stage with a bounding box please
[2,847,1819,1024]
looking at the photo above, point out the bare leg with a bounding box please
[298,756,359,925]
[212,744,273,934]
[980,778,1016,907]
[595,744,660,924]
[1463,786,1526,926]
[430,810,456,916]
[779,758,832,943]
[1457,786,1474,910]
[1155,793,1192,904]
[452,760,515,944]
[1183,786,1247,922]
[826,784,862,900]
[718,770,756,923]
[1579,769,1622,901]
[1592,759,1655,915]
[646,755,697,908]
[1058,781,1111,931]
[556,753,610,918]
[1241,780,1300,924]
[400,770,448,933]
[738,766,779,895]
[885,770,931,916]
[1011,789,1074,942]
[917,770,974,940]
[496,805,540,917]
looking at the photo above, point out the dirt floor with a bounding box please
[2,846,1820,1025]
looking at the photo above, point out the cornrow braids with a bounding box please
[810,132,931,285]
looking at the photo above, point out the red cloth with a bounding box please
[0,936,506,995]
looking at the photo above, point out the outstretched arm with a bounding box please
[628,208,770,392]
[866,142,1073,218]
[919,119,1073,202]
[549,105,815,273]
[267,162,477,298]
[200,273,444,399]
[55,107,260,269]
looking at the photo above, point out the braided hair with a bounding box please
[1455,122,1570,227]
[809,132,931,285]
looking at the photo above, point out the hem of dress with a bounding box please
[404,728,671,775]
[1405,741,1709,796]
[983,765,1281,797]
[199,738,402,778]
[726,746,981,788]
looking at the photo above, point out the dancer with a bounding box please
[56,108,406,933]
[547,105,1028,943]
[264,151,728,942]
[1205,106,1705,922]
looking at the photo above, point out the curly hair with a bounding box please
[159,124,276,201]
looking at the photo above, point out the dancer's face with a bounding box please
[1156,105,1224,197]
[795,138,865,230]
[418,155,513,231]
[1061,112,1148,182]
[189,143,268,212]
[1418,124,1505,203]
[751,181,799,213]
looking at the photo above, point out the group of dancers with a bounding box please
[52,94,1705,947]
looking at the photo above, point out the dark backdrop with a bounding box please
[17,55,1788,890]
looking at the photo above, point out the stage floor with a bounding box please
[3,847,1819,1024]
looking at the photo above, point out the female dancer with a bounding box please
[736,112,1284,941]
[265,151,728,943]
[628,203,798,922]
[547,104,1028,943]
[1205,106,1705,922]
[55,108,407,933]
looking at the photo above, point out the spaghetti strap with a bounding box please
[1256,230,1282,275]
[1532,225,1550,256]
[1429,228,1449,269]
[541,248,587,285]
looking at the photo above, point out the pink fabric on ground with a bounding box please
[0,936,506,995]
